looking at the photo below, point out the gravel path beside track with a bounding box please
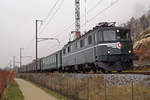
[15,78,58,100]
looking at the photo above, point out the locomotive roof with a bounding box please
[63,26,129,47]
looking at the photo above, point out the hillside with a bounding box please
[122,9,150,64]
[125,10,150,43]
[134,26,150,62]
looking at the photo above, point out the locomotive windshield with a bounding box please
[116,29,130,40]
[97,29,131,42]
[103,30,116,41]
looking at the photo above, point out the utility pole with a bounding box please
[13,56,15,68]
[75,0,81,39]
[35,20,59,72]
[20,48,23,68]
[19,48,32,69]
[36,20,38,72]
[35,20,42,71]
[9,60,12,69]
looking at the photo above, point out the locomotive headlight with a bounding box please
[128,50,131,54]
[117,29,120,33]
[107,50,111,54]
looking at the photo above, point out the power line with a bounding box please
[84,0,87,32]
[23,0,60,53]
[26,0,119,59]
[54,0,118,39]
[87,0,104,13]
[23,0,120,65]
[38,0,64,34]
[57,0,119,46]
[23,1,64,65]
[44,0,60,22]
[23,0,63,61]
[38,0,60,31]
[81,0,119,27]
[54,0,105,38]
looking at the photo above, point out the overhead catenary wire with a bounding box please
[54,0,105,38]
[84,0,87,33]
[55,0,119,40]
[23,0,120,65]
[87,0,104,13]
[23,0,60,58]
[57,0,120,46]
[27,0,119,53]
[23,0,64,64]
[44,0,60,22]
[38,0,60,31]
[81,0,119,27]
[38,0,64,34]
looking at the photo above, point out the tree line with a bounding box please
[124,9,150,43]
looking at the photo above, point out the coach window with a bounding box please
[85,37,88,46]
[52,57,54,63]
[97,31,103,42]
[70,45,72,52]
[68,46,71,53]
[54,57,56,62]
[73,42,78,50]
[51,57,52,63]
[49,57,52,64]
[83,39,85,47]
[80,39,85,48]
[77,41,80,49]
[88,35,92,44]
[53,57,54,63]
[75,42,77,49]
[63,48,66,54]
[49,58,50,64]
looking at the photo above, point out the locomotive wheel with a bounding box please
[108,71,112,73]
[92,69,97,73]
[99,68,105,73]
[82,70,86,73]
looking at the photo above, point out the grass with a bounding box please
[3,81,24,100]
[106,85,150,100]
[18,73,150,100]
[26,79,72,100]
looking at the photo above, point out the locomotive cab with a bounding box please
[96,26,134,71]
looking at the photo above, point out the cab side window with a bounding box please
[88,35,92,44]
[68,46,71,53]
[80,39,85,48]
[63,48,66,54]
[97,31,103,42]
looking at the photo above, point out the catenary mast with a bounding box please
[75,0,81,39]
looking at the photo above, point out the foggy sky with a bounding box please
[0,0,150,68]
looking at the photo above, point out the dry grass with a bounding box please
[18,73,150,100]
[106,85,150,100]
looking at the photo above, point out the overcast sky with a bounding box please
[0,0,150,68]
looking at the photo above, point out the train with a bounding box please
[19,22,134,73]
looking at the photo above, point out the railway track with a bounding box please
[20,65,150,76]
[24,71,150,76]
[111,71,150,75]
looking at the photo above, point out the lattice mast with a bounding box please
[75,0,81,39]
